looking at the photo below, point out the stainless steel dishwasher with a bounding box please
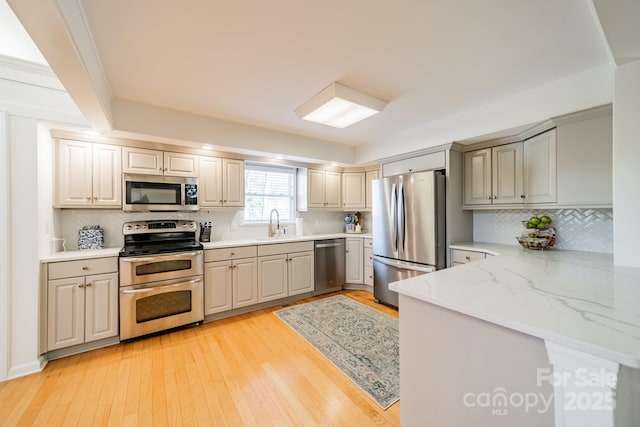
[314,238,345,295]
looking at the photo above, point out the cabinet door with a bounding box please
[204,260,232,314]
[258,254,287,302]
[524,129,557,204]
[464,149,492,205]
[342,172,365,210]
[122,147,164,175]
[492,143,523,204]
[92,144,122,207]
[84,273,118,342]
[232,258,258,308]
[55,139,93,207]
[345,238,364,284]
[288,251,315,296]
[223,159,245,207]
[47,277,85,350]
[307,169,326,208]
[199,156,223,207]
[324,171,341,208]
[164,152,198,177]
[365,169,379,209]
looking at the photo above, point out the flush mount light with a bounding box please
[295,82,387,128]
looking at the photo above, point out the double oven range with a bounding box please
[119,220,204,340]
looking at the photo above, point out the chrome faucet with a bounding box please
[269,209,280,237]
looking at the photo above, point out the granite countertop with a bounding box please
[40,232,373,262]
[390,242,640,368]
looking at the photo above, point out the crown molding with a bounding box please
[0,54,64,90]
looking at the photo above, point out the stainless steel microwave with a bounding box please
[123,174,199,212]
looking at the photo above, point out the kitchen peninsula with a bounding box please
[390,243,640,427]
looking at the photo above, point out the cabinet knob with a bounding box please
[223,200,227,203]
[159,168,162,171]
[520,195,526,199]
[164,168,168,171]
[86,196,91,200]
[93,196,98,200]
[85,283,92,287]
[219,200,223,203]
[230,252,235,257]
[465,256,471,261]
[82,266,88,270]
[78,284,85,288]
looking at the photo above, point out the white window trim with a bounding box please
[243,162,297,224]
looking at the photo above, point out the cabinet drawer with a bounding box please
[364,266,373,286]
[451,249,485,264]
[257,241,314,256]
[364,248,374,267]
[205,246,257,262]
[48,257,118,280]
[363,238,373,249]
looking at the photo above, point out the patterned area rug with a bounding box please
[275,295,399,409]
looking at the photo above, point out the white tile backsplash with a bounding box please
[55,208,348,251]
[473,208,613,253]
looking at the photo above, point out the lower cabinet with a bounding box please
[258,242,315,303]
[204,251,258,315]
[47,263,118,351]
[450,248,486,267]
[345,237,364,284]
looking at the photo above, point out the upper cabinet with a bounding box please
[297,168,341,210]
[122,147,198,177]
[199,157,244,207]
[55,139,121,208]
[365,169,380,210]
[463,142,525,205]
[342,172,366,210]
[462,105,611,209]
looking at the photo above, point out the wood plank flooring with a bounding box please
[0,290,400,426]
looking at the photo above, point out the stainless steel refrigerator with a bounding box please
[372,170,446,307]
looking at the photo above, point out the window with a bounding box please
[244,162,296,223]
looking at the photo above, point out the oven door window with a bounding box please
[127,181,181,205]
[136,290,192,323]
[135,259,192,276]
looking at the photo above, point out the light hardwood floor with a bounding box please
[0,290,400,426]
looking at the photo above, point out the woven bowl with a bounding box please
[516,236,552,250]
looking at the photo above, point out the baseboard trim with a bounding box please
[7,358,45,380]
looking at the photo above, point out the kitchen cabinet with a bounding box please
[297,168,341,210]
[463,142,523,206]
[345,237,364,284]
[463,131,556,207]
[257,241,315,302]
[199,157,245,207]
[363,238,373,287]
[523,129,557,204]
[365,169,379,209]
[47,257,118,351]
[450,248,486,267]
[342,172,365,210]
[204,246,258,313]
[122,147,198,177]
[55,139,121,208]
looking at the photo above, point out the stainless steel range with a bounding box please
[119,220,204,340]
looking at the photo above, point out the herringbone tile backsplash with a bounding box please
[473,208,613,253]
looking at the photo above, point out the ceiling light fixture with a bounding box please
[295,82,387,128]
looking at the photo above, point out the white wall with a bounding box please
[613,60,640,267]
[0,58,86,380]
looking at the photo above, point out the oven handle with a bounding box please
[121,277,202,294]
[119,251,203,263]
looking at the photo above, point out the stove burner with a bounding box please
[120,220,203,257]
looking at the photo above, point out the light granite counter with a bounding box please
[40,247,123,263]
[390,243,640,368]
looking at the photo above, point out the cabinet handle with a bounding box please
[86,196,91,200]
[223,200,227,203]
[369,256,373,260]
[93,196,98,200]
[219,199,223,203]
[465,256,471,261]
[82,266,88,270]
[78,284,85,288]
[85,283,92,287]
[159,167,162,171]
[520,195,526,199]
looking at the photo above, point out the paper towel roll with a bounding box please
[295,217,304,235]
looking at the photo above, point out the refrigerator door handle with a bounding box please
[398,182,406,253]
[373,256,436,273]
[391,183,398,252]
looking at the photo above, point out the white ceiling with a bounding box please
[5,0,635,164]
